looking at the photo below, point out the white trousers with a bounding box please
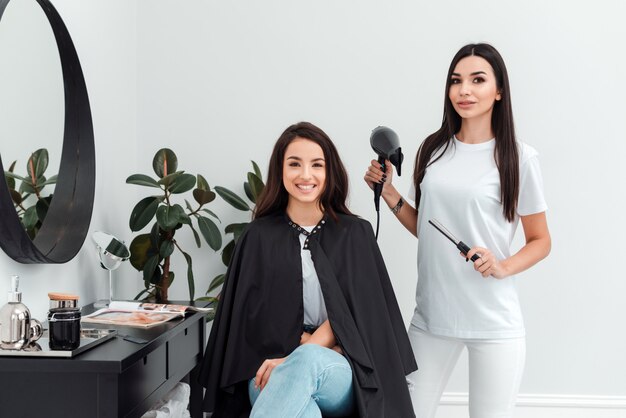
[406,324,526,418]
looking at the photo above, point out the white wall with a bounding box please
[1,0,625,414]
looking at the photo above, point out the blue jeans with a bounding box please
[248,344,354,417]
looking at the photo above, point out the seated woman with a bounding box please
[199,122,416,417]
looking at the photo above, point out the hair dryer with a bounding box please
[370,126,403,212]
[370,126,403,239]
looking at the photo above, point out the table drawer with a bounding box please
[119,343,167,415]
[168,321,202,378]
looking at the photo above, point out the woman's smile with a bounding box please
[295,183,319,196]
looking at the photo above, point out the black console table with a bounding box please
[0,301,211,418]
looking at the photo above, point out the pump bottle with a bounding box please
[0,276,42,350]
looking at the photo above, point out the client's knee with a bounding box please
[291,343,330,361]
[286,344,344,372]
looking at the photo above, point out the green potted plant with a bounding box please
[126,148,222,302]
[199,161,265,309]
[3,149,58,238]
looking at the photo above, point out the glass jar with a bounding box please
[47,293,81,350]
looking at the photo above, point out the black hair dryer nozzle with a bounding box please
[370,126,403,212]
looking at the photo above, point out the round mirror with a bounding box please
[92,231,129,307]
[0,0,95,263]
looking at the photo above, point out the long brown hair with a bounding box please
[413,43,519,222]
[254,122,352,221]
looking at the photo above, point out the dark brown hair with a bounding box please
[413,43,519,222]
[254,122,352,221]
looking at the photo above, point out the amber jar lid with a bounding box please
[48,292,79,301]
[48,292,79,310]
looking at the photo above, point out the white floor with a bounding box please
[201,393,626,417]
[438,405,626,418]
[438,393,626,418]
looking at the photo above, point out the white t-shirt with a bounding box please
[408,137,547,339]
[300,226,328,327]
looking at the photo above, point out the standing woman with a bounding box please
[364,43,551,418]
[200,122,416,417]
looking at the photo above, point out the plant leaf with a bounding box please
[198,216,222,251]
[215,186,251,211]
[129,196,162,231]
[35,196,52,222]
[4,171,26,182]
[157,171,183,188]
[252,160,262,179]
[133,288,151,301]
[40,175,58,186]
[169,173,196,194]
[153,148,178,178]
[225,223,247,243]
[247,172,264,201]
[221,239,235,266]
[181,250,195,301]
[22,206,38,229]
[156,205,181,230]
[150,222,161,247]
[207,273,225,294]
[243,182,254,203]
[184,199,194,212]
[6,161,17,191]
[188,222,202,248]
[149,264,163,285]
[178,208,191,225]
[126,174,161,188]
[174,204,187,221]
[201,209,220,221]
[196,295,219,303]
[159,239,175,258]
[129,234,154,270]
[166,271,176,287]
[143,254,160,282]
[28,149,48,179]
[193,189,216,205]
[10,189,22,205]
[34,175,46,193]
[19,178,36,194]
[196,174,210,191]
[6,163,16,189]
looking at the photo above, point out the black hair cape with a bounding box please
[199,212,417,417]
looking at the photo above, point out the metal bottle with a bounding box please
[0,276,43,350]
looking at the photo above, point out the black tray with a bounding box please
[0,328,116,358]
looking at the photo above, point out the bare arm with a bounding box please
[303,320,336,348]
[364,159,418,237]
[466,212,551,279]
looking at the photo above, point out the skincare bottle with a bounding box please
[0,276,42,350]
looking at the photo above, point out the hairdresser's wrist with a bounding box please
[493,258,513,279]
[381,185,399,202]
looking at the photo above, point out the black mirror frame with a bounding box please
[0,0,95,263]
